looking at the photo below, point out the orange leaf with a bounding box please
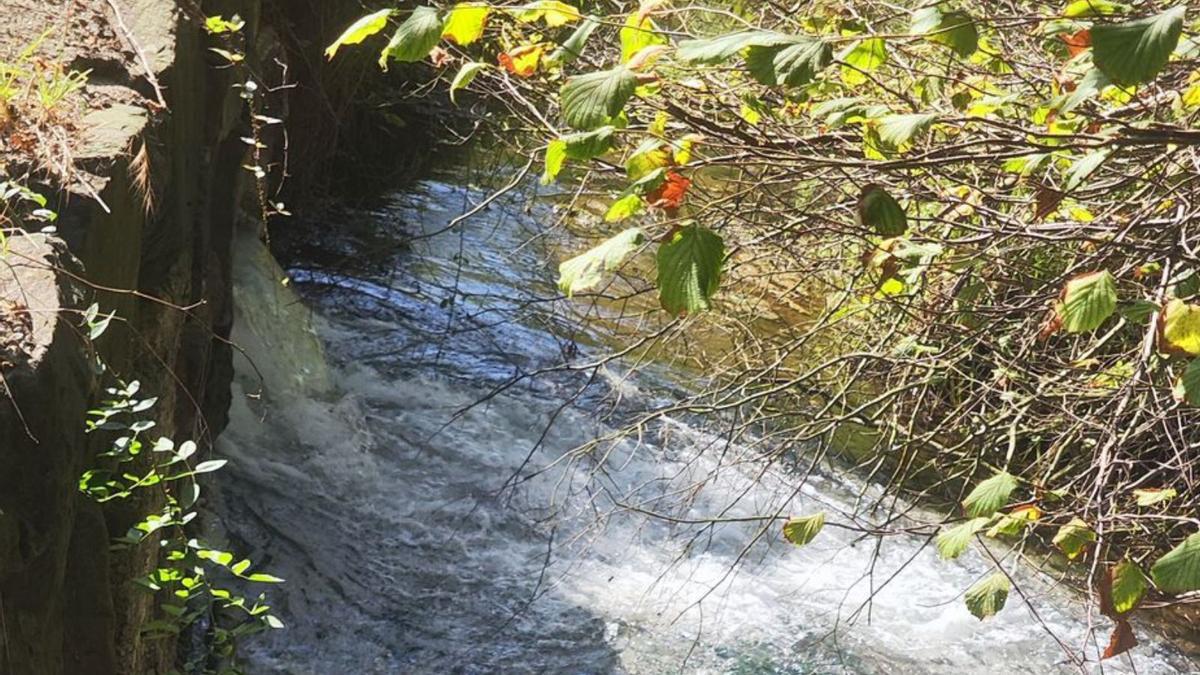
[1060,29,1092,58]
[1102,619,1138,660]
[498,44,545,77]
[647,171,691,209]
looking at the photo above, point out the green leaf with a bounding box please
[965,572,1010,620]
[605,194,645,222]
[1161,299,1200,355]
[248,573,286,584]
[626,138,671,180]
[840,38,887,85]
[877,113,938,149]
[1064,0,1128,18]
[1109,561,1148,614]
[557,228,645,297]
[746,38,833,87]
[620,13,667,62]
[542,127,615,183]
[1092,7,1185,87]
[676,31,796,64]
[657,226,725,315]
[449,61,487,104]
[987,505,1042,538]
[1133,487,1178,506]
[560,67,639,130]
[1065,149,1112,192]
[442,3,489,46]
[546,15,599,66]
[936,517,990,560]
[1059,68,1110,114]
[325,9,392,59]
[1053,517,1096,560]
[911,7,979,58]
[962,471,1018,518]
[782,512,826,546]
[378,6,444,69]
[1151,532,1200,593]
[855,185,907,236]
[1179,359,1200,405]
[1059,270,1117,333]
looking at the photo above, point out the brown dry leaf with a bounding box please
[1103,619,1138,660]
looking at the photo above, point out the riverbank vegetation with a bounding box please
[327,0,1200,664]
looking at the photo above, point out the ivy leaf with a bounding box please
[676,31,796,64]
[911,7,978,58]
[1133,487,1177,506]
[1151,532,1200,593]
[442,3,490,46]
[620,12,667,62]
[782,512,826,546]
[936,517,990,560]
[840,38,887,85]
[1159,299,1200,355]
[876,113,938,149]
[1109,561,1148,615]
[557,228,645,297]
[1057,270,1117,333]
[962,471,1018,518]
[326,9,392,60]
[449,61,487,104]
[542,126,615,183]
[1053,517,1096,560]
[657,226,725,315]
[560,66,639,130]
[965,572,1010,620]
[855,185,907,236]
[1092,7,1185,87]
[378,6,444,69]
[546,15,599,67]
[745,37,833,87]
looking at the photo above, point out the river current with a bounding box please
[213,177,1196,674]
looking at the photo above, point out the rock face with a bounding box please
[0,1,378,672]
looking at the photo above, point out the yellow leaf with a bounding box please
[443,3,490,46]
[325,9,392,60]
[1161,299,1200,356]
[515,1,580,27]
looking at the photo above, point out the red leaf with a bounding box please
[647,171,691,209]
[1102,619,1138,660]
[1060,29,1092,58]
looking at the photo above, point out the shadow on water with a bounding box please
[213,177,1197,675]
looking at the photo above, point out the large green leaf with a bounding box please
[1059,270,1117,333]
[676,31,795,64]
[1053,518,1096,560]
[856,185,907,236]
[1151,531,1200,593]
[657,226,725,315]
[560,66,639,130]
[326,9,392,60]
[911,7,978,58]
[840,38,887,85]
[962,471,1018,518]
[1092,7,1185,87]
[558,228,645,297]
[378,6,444,69]
[965,572,1010,620]
[782,512,826,546]
[746,38,833,87]
[936,517,990,560]
[1109,560,1148,615]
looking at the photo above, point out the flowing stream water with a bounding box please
[213,176,1196,674]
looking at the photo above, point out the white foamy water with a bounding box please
[213,180,1197,674]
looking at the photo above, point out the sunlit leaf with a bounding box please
[1064,0,1128,18]
[542,126,615,183]
[965,572,1010,620]
[442,3,489,46]
[963,471,1018,518]
[657,226,724,315]
[557,228,645,296]
[1160,299,1200,355]
[782,512,826,546]
[1134,487,1178,506]
[499,44,547,77]
[840,38,887,85]
[325,9,391,59]
[560,66,639,130]
[1151,532,1200,593]
[676,31,796,64]
[1058,270,1117,333]
[1053,517,1096,560]
[1092,7,1185,87]
[876,113,937,149]
[605,194,645,222]
[378,6,444,69]
[646,171,691,209]
[1109,561,1148,615]
[449,61,487,103]
[987,505,1042,538]
[912,7,978,58]
[620,12,667,62]
[626,138,672,180]
[546,15,599,66]
[936,517,990,560]
[1059,68,1109,114]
